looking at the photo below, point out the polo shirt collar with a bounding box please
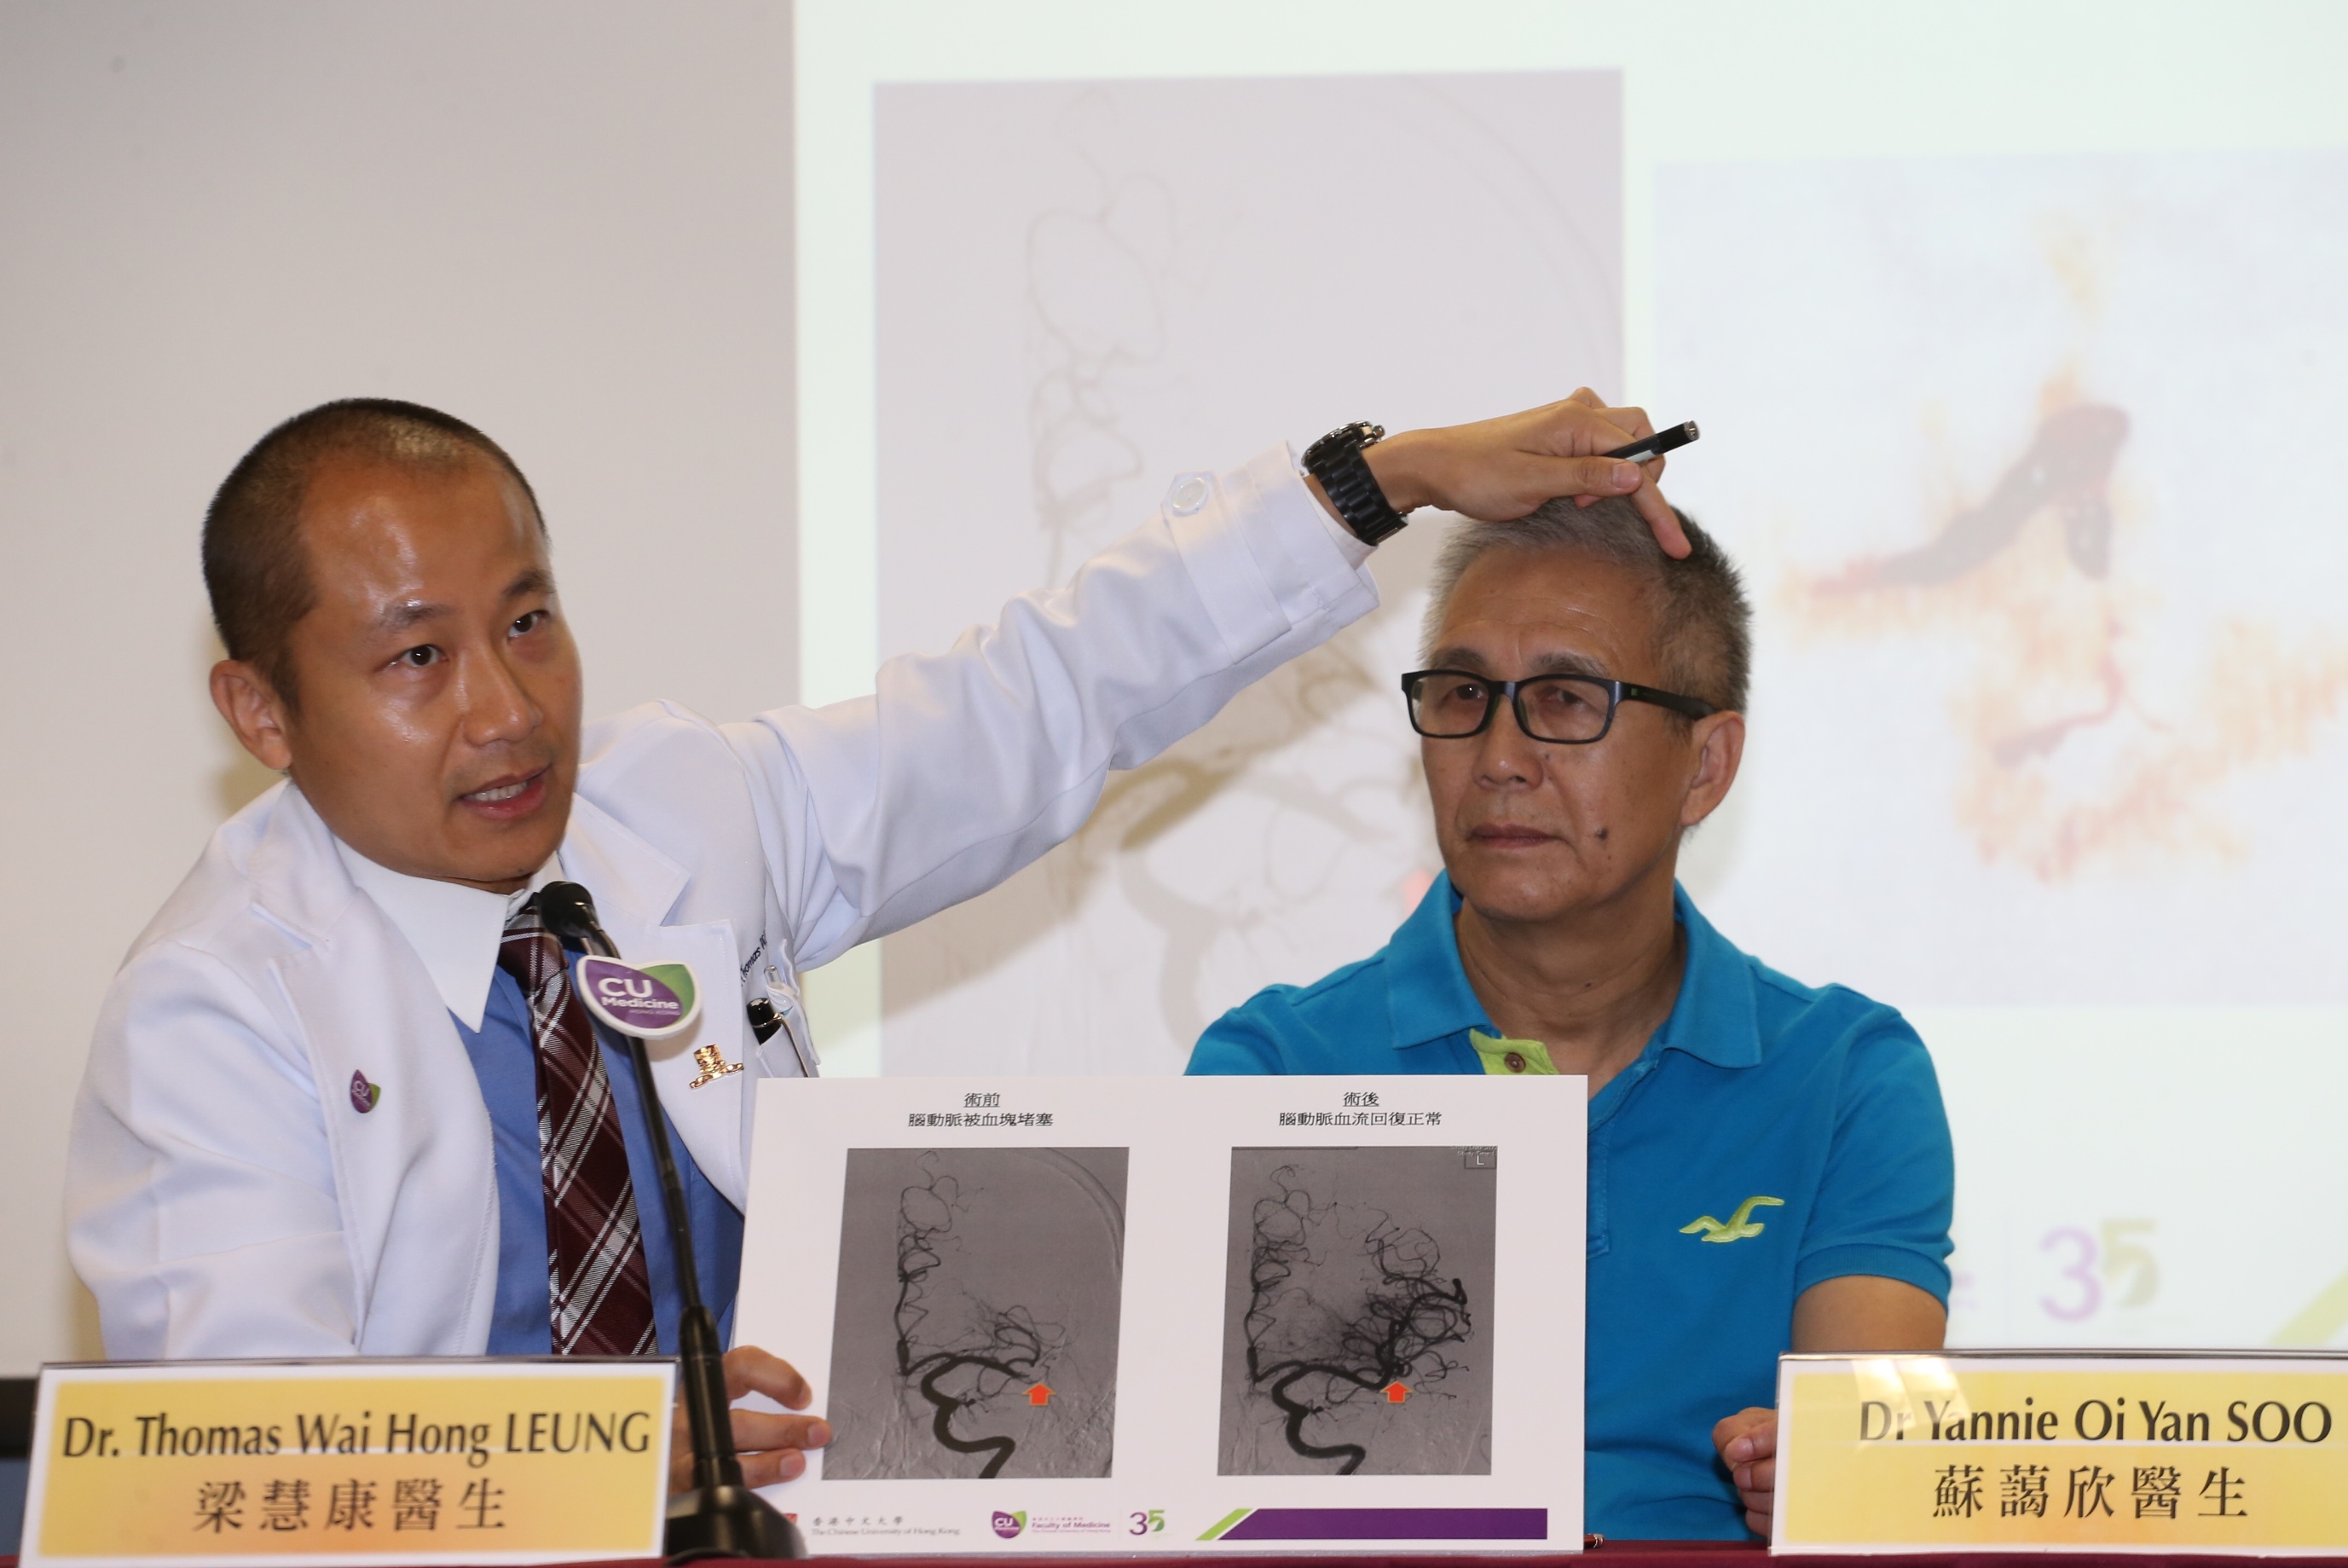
[1652,884,1761,1068]
[1385,872,1493,1050]
[1384,872,1761,1069]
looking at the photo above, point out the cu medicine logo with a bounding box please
[574,958,699,1039]
[991,1511,1026,1539]
[594,975,680,1013]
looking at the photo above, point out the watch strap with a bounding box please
[1302,420,1410,546]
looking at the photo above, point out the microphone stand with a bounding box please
[541,882,807,1563]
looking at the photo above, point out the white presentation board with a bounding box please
[734,1076,1584,1554]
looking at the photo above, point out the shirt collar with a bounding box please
[334,840,563,1031]
[1385,871,1761,1068]
[1652,883,1762,1069]
[1385,872,1495,1049]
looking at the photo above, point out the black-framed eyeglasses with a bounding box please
[1400,668,1719,745]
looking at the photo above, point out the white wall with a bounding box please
[0,0,797,1373]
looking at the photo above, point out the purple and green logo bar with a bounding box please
[1199,1508,1548,1542]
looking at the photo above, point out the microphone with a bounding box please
[539,882,806,1563]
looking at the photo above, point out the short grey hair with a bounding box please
[1420,495,1752,715]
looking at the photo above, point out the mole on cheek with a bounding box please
[1595,827,1609,841]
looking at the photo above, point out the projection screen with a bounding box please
[790,0,2348,1353]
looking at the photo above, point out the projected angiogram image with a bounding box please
[1657,151,2348,1351]
[1217,1146,1497,1476]
[871,72,1625,1080]
[1791,378,2348,885]
[1660,150,2348,967]
[824,1147,1127,1479]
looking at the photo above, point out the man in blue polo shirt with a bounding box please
[1188,495,1953,1540]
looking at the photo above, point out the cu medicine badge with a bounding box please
[1771,1351,2348,1554]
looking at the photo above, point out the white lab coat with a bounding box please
[67,448,1377,1360]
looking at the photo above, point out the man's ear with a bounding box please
[1679,709,1745,830]
[210,659,295,772]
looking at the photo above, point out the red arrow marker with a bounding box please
[1027,1384,1055,1407]
[1384,1382,1410,1403]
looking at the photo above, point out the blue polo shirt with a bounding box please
[1188,874,1953,1540]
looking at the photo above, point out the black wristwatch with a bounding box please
[1302,420,1411,546]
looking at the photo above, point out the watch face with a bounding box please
[1307,421,1382,467]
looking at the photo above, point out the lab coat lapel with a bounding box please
[560,797,754,1210]
[247,788,499,1354]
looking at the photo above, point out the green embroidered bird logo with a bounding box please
[1680,1195,1784,1243]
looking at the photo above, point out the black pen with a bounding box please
[1605,420,1699,465]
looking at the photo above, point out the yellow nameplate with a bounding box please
[1774,1352,2348,1554]
[22,1359,674,1567]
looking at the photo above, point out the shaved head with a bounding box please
[202,399,542,708]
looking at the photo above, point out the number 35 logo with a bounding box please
[2040,1219,2158,1322]
[1130,1510,1165,1536]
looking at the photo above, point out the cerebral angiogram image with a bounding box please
[1217,1146,1496,1476]
[823,1147,1127,1479]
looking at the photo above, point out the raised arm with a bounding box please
[728,395,1679,971]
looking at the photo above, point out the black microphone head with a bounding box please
[538,881,603,947]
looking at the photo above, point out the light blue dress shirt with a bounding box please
[456,952,744,1355]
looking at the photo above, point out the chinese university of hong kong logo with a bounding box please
[992,1511,1027,1539]
[1681,1195,1784,1243]
[574,957,702,1040]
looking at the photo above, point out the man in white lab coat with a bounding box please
[67,392,1681,1485]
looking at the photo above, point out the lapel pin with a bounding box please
[689,1044,744,1090]
[349,1071,381,1114]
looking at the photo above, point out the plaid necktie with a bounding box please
[497,896,657,1356]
